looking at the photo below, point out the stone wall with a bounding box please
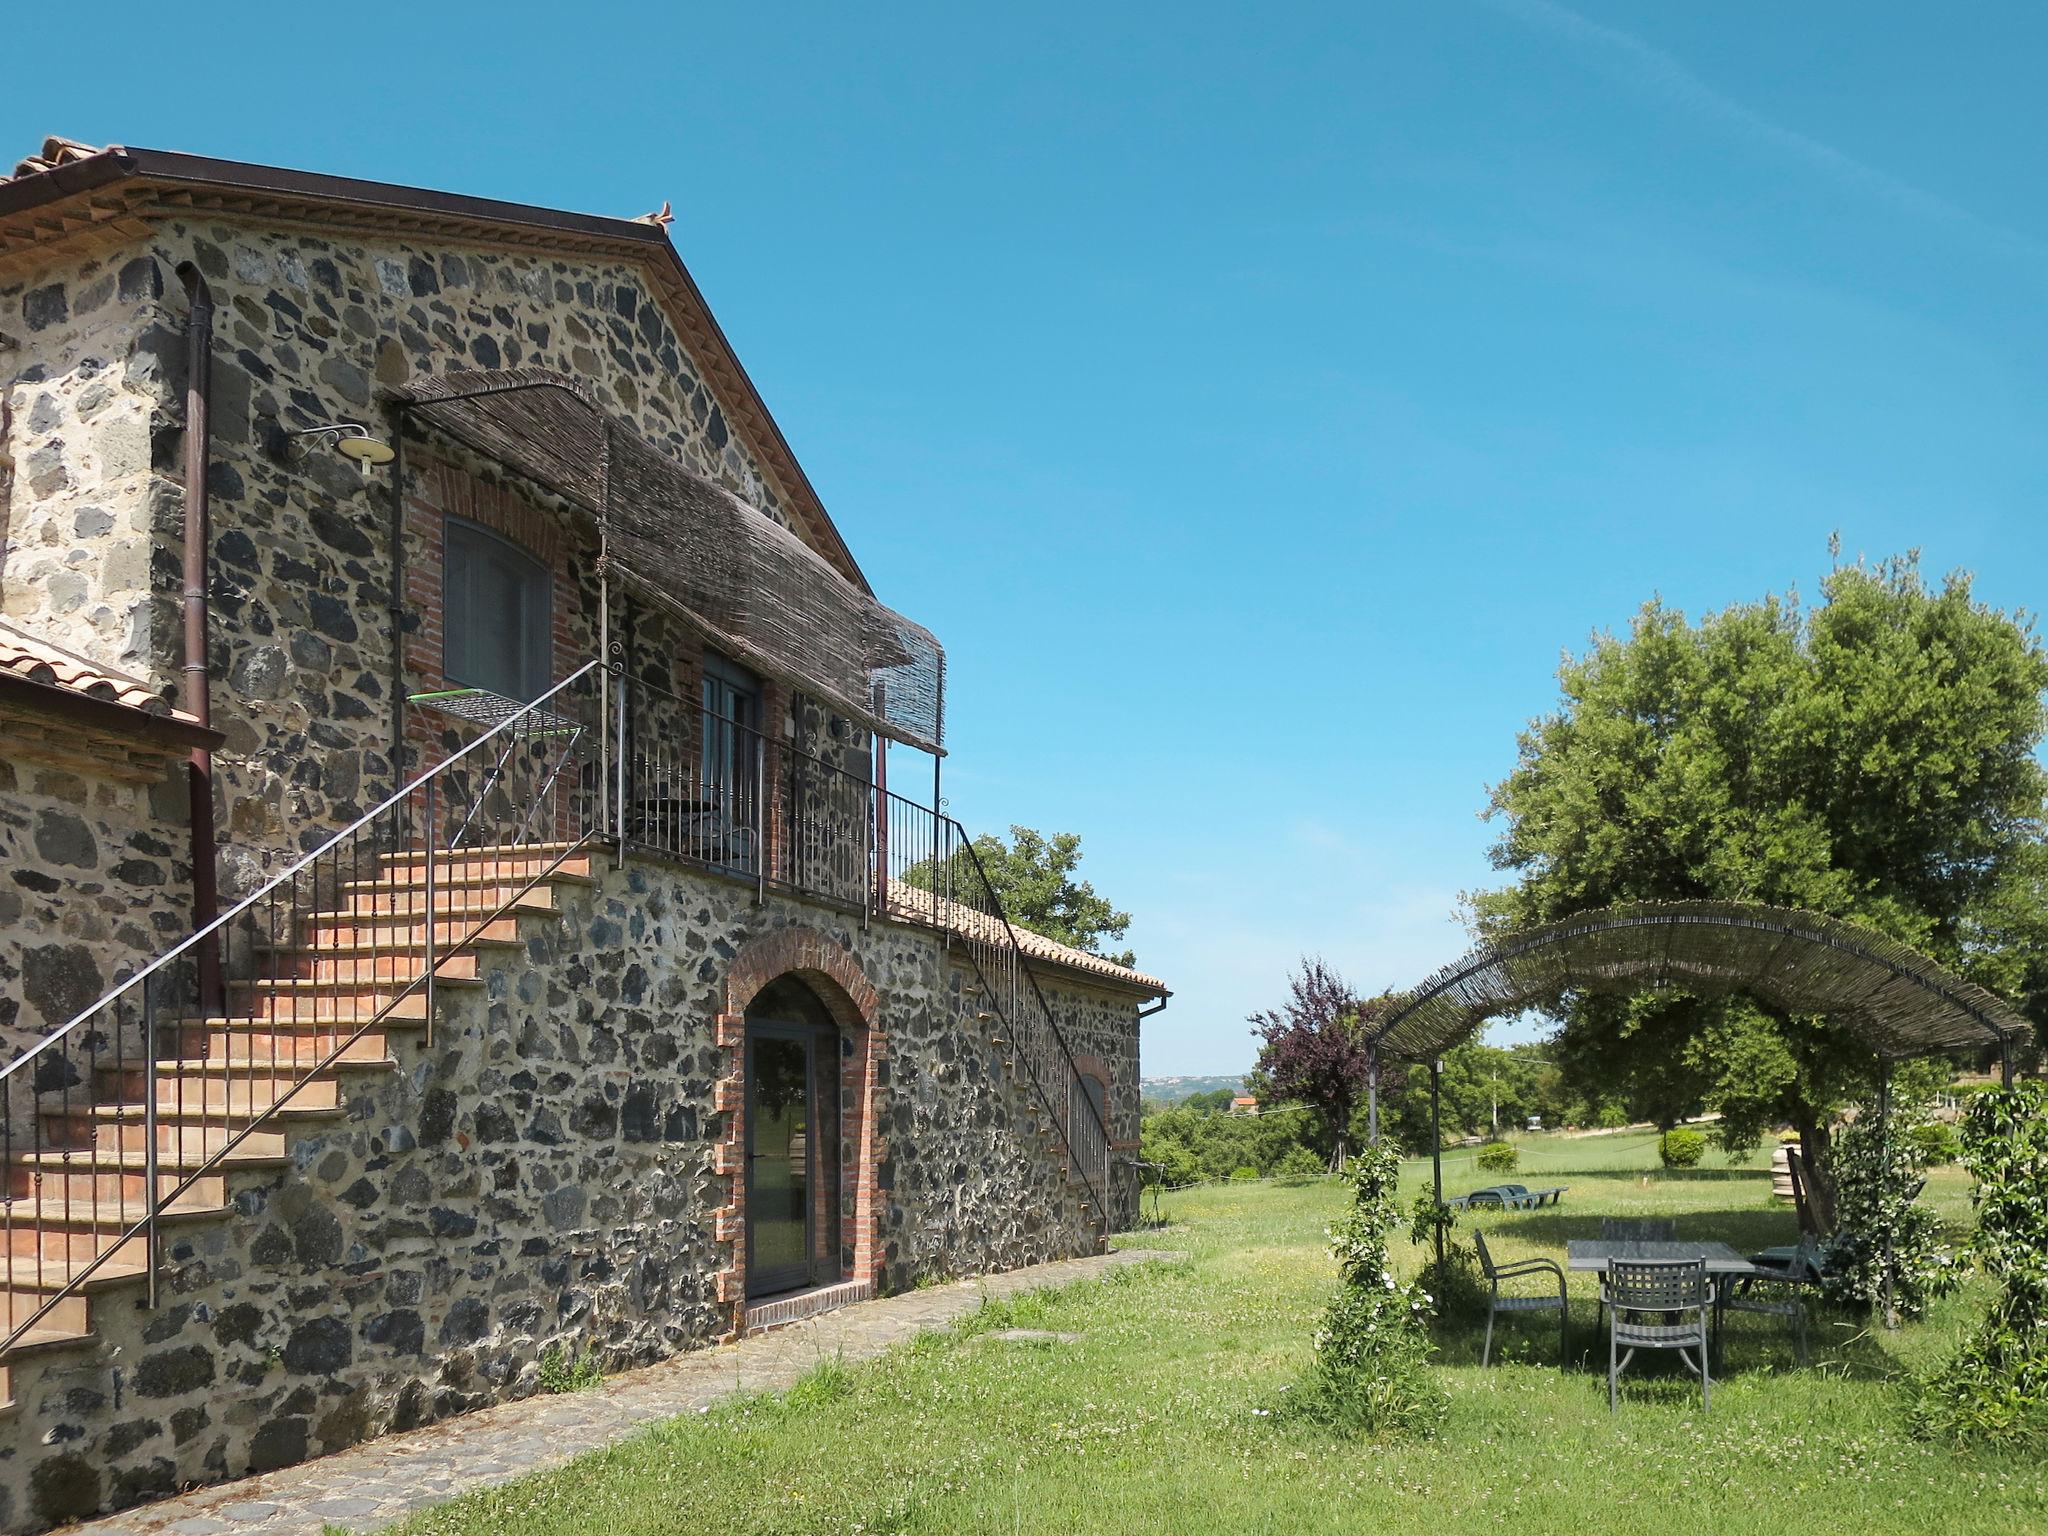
[0,851,1105,1532]
[0,244,167,678]
[4,216,849,907]
[1038,973,1149,1229]
[0,750,190,1068]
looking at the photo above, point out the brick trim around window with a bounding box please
[400,457,588,768]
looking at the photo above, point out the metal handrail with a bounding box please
[0,661,602,1091]
[609,664,1116,1236]
[0,654,1115,1357]
[0,660,604,1354]
[928,807,1115,1223]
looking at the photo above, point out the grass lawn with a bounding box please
[394,1129,2046,1535]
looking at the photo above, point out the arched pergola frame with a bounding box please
[1368,901,2034,1319]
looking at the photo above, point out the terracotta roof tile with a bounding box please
[886,880,1168,996]
[0,620,192,722]
[7,135,101,184]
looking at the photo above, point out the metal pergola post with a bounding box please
[1366,1039,1380,1148]
[1430,1058,1444,1275]
[1877,1059,1897,1331]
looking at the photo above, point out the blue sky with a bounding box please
[12,3,2048,1074]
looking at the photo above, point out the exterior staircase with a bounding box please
[0,843,596,1411]
[959,976,1107,1255]
[0,660,1122,1435]
[0,834,1108,1411]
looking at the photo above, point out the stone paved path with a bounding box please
[73,1248,1183,1536]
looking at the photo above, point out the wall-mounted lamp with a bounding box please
[290,421,395,469]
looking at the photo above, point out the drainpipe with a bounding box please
[175,263,221,1013]
[387,402,408,799]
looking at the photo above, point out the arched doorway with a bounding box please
[743,975,845,1298]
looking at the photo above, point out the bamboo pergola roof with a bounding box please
[392,369,946,754]
[1373,901,2032,1064]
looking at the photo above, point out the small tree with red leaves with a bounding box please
[1251,958,1392,1172]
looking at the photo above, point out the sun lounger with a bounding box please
[1449,1183,1569,1211]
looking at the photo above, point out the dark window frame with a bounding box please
[443,515,553,700]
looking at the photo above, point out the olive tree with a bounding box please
[1474,553,2048,1226]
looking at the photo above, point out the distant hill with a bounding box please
[1141,1074,1247,1105]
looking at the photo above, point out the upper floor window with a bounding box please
[444,517,552,700]
[701,651,762,797]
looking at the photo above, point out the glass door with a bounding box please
[745,1027,815,1296]
[700,653,761,871]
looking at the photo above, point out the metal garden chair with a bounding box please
[1604,1257,1713,1411]
[1594,1218,1677,1334]
[1722,1233,1821,1367]
[1599,1217,1677,1241]
[1472,1229,1568,1367]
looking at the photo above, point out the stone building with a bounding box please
[0,138,1167,1532]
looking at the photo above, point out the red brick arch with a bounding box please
[723,925,881,1025]
[711,925,885,1335]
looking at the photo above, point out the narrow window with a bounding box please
[700,651,762,800]
[444,517,552,700]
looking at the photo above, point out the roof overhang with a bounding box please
[0,670,223,781]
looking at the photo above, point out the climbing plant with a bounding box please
[1915,1082,2048,1448]
[1285,1141,1446,1437]
[1823,1093,1959,1320]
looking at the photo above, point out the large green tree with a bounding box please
[1474,554,2048,1225]
[912,825,1136,965]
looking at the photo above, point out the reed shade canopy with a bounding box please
[1373,901,2033,1066]
[391,369,946,754]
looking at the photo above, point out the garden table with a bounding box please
[1568,1240,1767,1367]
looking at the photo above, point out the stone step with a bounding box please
[7,1158,229,1208]
[329,885,561,920]
[340,868,592,909]
[0,1320,98,1407]
[186,989,433,1025]
[94,1063,365,1112]
[171,1019,413,1065]
[376,846,594,884]
[37,1107,328,1160]
[0,1185,226,1229]
[0,1320,96,1355]
[225,976,476,1017]
[2,1218,148,1268]
[2,1250,150,1334]
[2,1195,226,1265]
[299,912,532,949]
[276,947,488,984]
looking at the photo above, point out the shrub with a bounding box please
[537,1343,604,1394]
[1144,1142,1200,1188]
[1915,1082,2048,1448]
[1418,1241,1490,1326]
[1230,1166,1261,1182]
[1475,1141,1519,1173]
[1274,1145,1327,1183]
[1824,1096,1959,1320]
[1659,1128,1708,1168]
[1908,1121,1962,1166]
[1284,1141,1446,1439]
